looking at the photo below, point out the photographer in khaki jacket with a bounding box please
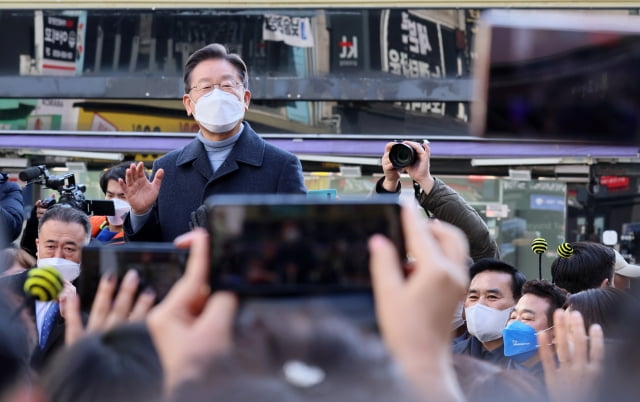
[376,140,498,263]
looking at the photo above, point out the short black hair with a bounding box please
[521,280,568,325]
[183,43,249,93]
[566,287,628,337]
[99,161,132,194]
[469,258,527,301]
[551,242,615,294]
[39,205,91,245]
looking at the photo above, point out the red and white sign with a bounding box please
[35,11,87,76]
[600,175,630,190]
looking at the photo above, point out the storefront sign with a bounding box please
[35,11,87,76]
[263,14,314,48]
[381,10,458,117]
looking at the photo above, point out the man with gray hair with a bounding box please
[37,205,91,265]
[122,43,306,243]
[31,205,91,370]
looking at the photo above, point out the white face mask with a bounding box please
[192,88,245,133]
[107,198,131,227]
[465,304,513,343]
[451,301,465,331]
[37,257,81,282]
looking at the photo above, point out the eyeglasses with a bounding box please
[189,80,243,94]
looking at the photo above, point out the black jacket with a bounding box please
[0,270,66,372]
[125,123,306,242]
[0,177,24,248]
[452,335,511,368]
[29,298,66,372]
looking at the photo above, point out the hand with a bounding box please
[35,195,55,219]
[405,140,434,194]
[380,141,402,191]
[538,309,605,402]
[368,202,468,402]
[57,280,76,319]
[147,229,238,394]
[381,141,435,195]
[63,269,156,346]
[119,162,164,215]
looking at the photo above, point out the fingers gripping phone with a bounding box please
[78,196,406,311]
[206,194,406,297]
[78,243,188,313]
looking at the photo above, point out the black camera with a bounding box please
[389,141,425,168]
[19,165,114,216]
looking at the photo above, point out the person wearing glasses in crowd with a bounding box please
[121,43,306,242]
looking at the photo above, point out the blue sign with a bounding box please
[530,194,565,211]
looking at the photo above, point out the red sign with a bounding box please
[600,176,630,190]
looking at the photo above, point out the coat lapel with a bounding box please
[176,138,213,181]
[29,302,65,370]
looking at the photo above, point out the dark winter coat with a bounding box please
[125,123,306,242]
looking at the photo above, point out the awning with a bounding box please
[1,131,637,163]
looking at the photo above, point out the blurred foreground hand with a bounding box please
[147,229,238,395]
[369,202,469,402]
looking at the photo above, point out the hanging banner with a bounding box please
[380,10,458,117]
[35,10,87,76]
[262,14,314,48]
[328,12,365,73]
[381,10,444,79]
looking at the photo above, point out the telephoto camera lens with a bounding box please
[389,143,417,168]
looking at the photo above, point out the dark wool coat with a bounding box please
[125,123,306,242]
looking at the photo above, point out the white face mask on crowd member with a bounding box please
[191,88,245,133]
[464,268,519,344]
[37,257,81,282]
[107,198,131,227]
[465,303,513,343]
[451,301,465,331]
[36,216,88,277]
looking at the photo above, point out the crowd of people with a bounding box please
[1,43,639,402]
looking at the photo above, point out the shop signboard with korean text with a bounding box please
[34,11,87,76]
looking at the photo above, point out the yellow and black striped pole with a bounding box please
[531,238,548,280]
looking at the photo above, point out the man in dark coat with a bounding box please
[2,206,91,371]
[123,43,306,243]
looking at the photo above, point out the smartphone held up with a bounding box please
[206,194,406,296]
[78,194,406,308]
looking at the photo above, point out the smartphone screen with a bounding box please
[78,243,188,312]
[206,195,405,296]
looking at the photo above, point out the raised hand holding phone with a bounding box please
[64,269,155,346]
[147,229,238,394]
[369,202,468,402]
